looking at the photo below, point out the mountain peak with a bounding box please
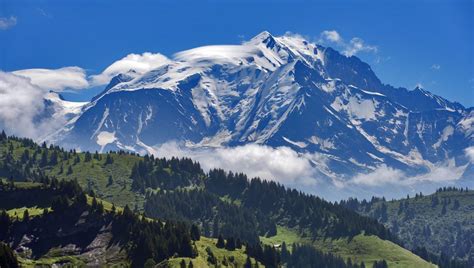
[251,30,274,40]
[249,31,279,48]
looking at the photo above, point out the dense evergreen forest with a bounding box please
[0,179,198,267]
[0,132,451,267]
[340,187,471,268]
[0,178,380,267]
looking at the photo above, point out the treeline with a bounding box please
[143,168,395,254]
[130,155,203,191]
[340,194,470,268]
[412,247,467,268]
[112,205,195,267]
[204,169,394,241]
[0,131,136,183]
[2,131,394,244]
[0,179,196,268]
[436,187,469,193]
[145,189,275,245]
[244,240,385,268]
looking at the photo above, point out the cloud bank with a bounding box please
[152,142,317,186]
[319,30,378,56]
[143,141,469,200]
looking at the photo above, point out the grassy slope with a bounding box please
[0,140,434,267]
[2,182,249,268]
[164,237,263,268]
[355,189,474,264]
[2,140,144,209]
[261,226,436,268]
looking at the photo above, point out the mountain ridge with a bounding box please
[45,31,473,191]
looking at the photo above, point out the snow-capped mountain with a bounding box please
[48,31,473,180]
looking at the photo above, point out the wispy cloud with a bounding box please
[350,160,466,187]
[37,8,52,19]
[374,56,391,65]
[466,146,474,163]
[90,52,170,86]
[319,30,377,56]
[431,64,441,70]
[13,67,89,91]
[0,16,17,30]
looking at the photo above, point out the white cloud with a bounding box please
[351,165,404,186]
[151,142,317,186]
[90,52,170,86]
[320,30,342,43]
[350,160,466,187]
[13,67,88,91]
[344,37,378,56]
[465,146,474,163]
[0,16,17,30]
[0,72,47,137]
[319,30,378,56]
[0,71,79,139]
[431,64,441,70]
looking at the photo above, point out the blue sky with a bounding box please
[1,0,473,106]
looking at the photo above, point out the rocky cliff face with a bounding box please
[48,31,473,182]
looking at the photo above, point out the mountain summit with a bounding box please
[48,31,473,183]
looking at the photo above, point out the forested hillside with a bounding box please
[342,188,473,267]
[0,132,438,267]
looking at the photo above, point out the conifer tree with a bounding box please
[105,154,114,165]
[67,165,73,175]
[23,209,30,222]
[190,224,200,241]
[84,152,92,162]
[216,234,225,248]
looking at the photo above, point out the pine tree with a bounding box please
[453,199,460,210]
[40,151,48,167]
[216,234,225,248]
[0,242,19,268]
[49,151,58,165]
[23,209,30,222]
[441,204,447,215]
[225,237,236,250]
[67,165,73,175]
[0,130,7,141]
[281,242,289,261]
[107,175,113,187]
[244,256,252,268]
[144,259,156,268]
[190,224,200,241]
[84,152,92,162]
[105,154,114,165]
[74,155,80,165]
